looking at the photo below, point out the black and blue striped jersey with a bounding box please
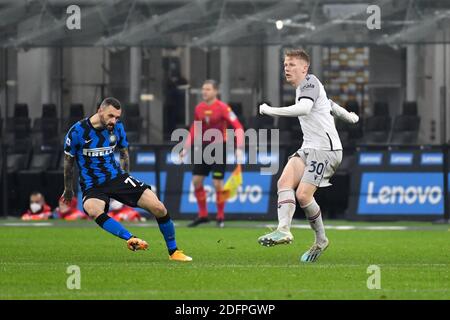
[64,117,129,192]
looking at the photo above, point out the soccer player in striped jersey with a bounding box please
[257,49,359,263]
[62,97,192,261]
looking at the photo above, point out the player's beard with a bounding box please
[100,116,114,131]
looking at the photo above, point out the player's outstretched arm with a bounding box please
[329,99,359,124]
[119,147,130,173]
[259,99,313,118]
[62,154,75,203]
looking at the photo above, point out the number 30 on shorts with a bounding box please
[308,161,325,175]
[124,176,144,188]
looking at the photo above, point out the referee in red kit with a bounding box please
[180,79,244,228]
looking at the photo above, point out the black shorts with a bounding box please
[192,144,226,180]
[82,173,151,213]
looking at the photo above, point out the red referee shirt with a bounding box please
[185,99,244,149]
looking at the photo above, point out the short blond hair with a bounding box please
[285,49,310,65]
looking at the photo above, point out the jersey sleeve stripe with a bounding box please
[298,96,315,103]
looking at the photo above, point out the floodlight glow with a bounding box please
[275,20,284,30]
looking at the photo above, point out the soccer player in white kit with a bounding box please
[258,49,359,263]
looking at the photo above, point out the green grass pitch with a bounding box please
[0,220,449,300]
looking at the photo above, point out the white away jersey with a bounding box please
[296,74,342,151]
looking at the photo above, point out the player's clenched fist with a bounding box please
[348,112,359,123]
[259,103,270,115]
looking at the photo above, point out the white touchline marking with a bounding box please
[364,226,408,230]
[333,226,357,230]
[1,222,54,227]
[264,224,411,231]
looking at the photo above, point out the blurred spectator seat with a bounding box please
[40,118,60,149]
[14,103,29,118]
[5,103,31,143]
[33,104,60,148]
[335,100,363,149]
[42,103,57,118]
[33,103,58,131]
[359,102,391,144]
[360,116,391,144]
[61,103,85,133]
[123,103,143,144]
[403,101,418,116]
[390,101,420,144]
[373,101,389,116]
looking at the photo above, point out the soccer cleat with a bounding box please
[300,238,329,263]
[126,236,149,251]
[187,217,210,227]
[216,219,225,228]
[169,250,193,262]
[258,230,293,247]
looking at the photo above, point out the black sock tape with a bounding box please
[156,213,171,225]
[95,212,110,227]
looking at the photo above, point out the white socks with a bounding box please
[276,189,296,233]
[301,198,327,244]
[276,190,327,244]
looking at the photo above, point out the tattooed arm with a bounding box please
[119,147,130,173]
[62,153,75,203]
